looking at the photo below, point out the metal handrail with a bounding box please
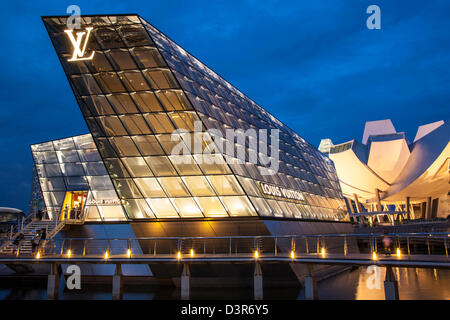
[31,231,449,242]
[2,232,448,259]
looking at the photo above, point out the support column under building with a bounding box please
[304,265,317,300]
[254,262,263,300]
[384,266,399,300]
[112,264,123,300]
[406,197,411,220]
[375,189,382,212]
[181,263,190,300]
[47,263,60,300]
[353,194,363,213]
[426,197,432,220]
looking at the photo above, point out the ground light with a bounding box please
[127,249,132,258]
[190,249,194,257]
[290,250,295,259]
[35,251,40,259]
[320,247,326,257]
[254,250,259,259]
[104,251,109,260]
[372,252,378,260]
[67,249,72,258]
[177,251,182,259]
[396,248,401,258]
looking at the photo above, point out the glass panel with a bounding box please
[172,198,203,217]
[77,149,101,162]
[33,151,58,164]
[87,176,115,191]
[143,69,178,89]
[94,26,126,49]
[131,47,166,68]
[60,163,84,176]
[64,176,89,190]
[122,157,153,177]
[193,154,231,174]
[53,138,75,151]
[85,205,102,221]
[119,114,152,135]
[131,91,164,112]
[73,135,96,149]
[82,162,108,176]
[220,196,256,217]
[182,176,215,196]
[109,137,140,156]
[56,150,79,163]
[43,191,66,207]
[266,199,284,218]
[123,199,154,219]
[109,49,137,70]
[236,176,260,197]
[132,135,164,155]
[277,201,294,218]
[145,113,175,133]
[31,142,54,152]
[97,206,126,220]
[40,178,65,191]
[103,159,130,178]
[122,71,151,91]
[71,74,102,95]
[146,198,179,218]
[107,93,139,114]
[158,177,190,197]
[155,90,191,111]
[94,72,126,93]
[90,190,119,201]
[97,116,128,136]
[113,178,143,198]
[116,23,153,46]
[169,155,202,175]
[207,175,244,195]
[168,111,199,131]
[196,197,228,217]
[41,164,62,177]
[87,51,114,72]
[156,134,184,155]
[134,177,166,198]
[287,202,302,218]
[249,197,273,216]
[144,156,178,176]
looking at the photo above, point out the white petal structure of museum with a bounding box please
[319,119,449,220]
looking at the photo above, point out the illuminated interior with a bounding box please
[60,191,88,221]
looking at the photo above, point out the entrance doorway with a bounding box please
[60,191,87,222]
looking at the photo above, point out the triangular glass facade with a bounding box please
[42,14,347,221]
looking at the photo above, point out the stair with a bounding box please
[0,219,65,256]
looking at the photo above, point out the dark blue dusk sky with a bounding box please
[1,0,449,211]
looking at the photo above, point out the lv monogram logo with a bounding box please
[64,27,95,62]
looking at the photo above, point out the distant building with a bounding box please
[318,138,334,154]
[319,119,449,221]
[0,208,25,235]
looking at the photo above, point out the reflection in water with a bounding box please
[352,267,449,300]
[0,267,449,300]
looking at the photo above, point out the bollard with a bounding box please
[254,262,263,300]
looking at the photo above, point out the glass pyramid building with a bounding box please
[38,14,347,224]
